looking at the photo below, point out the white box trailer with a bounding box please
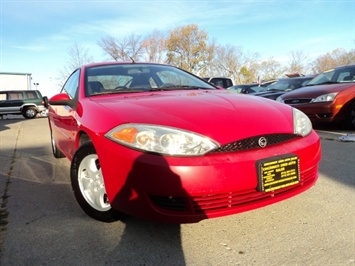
[0,72,32,91]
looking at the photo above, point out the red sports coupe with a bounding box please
[45,62,321,223]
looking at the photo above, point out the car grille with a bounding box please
[284,98,313,104]
[149,165,318,214]
[210,134,299,153]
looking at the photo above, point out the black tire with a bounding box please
[344,101,355,129]
[70,142,120,222]
[22,107,37,119]
[50,130,65,158]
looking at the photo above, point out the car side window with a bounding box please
[8,92,24,100]
[337,71,351,82]
[0,93,6,100]
[25,91,38,99]
[225,79,233,88]
[211,78,223,87]
[62,69,80,99]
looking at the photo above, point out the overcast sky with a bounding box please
[1,0,354,96]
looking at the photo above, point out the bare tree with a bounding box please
[58,42,94,87]
[97,36,122,61]
[287,50,310,74]
[141,30,166,63]
[94,27,354,85]
[258,57,285,81]
[310,48,355,73]
[98,34,145,61]
[210,44,241,80]
[126,33,145,61]
[238,51,260,84]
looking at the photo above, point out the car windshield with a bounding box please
[307,66,355,86]
[259,78,312,92]
[85,64,216,96]
[260,80,294,92]
[249,86,265,93]
[227,84,263,93]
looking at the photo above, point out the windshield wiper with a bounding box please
[149,85,213,91]
[90,89,144,96]
[90,86,213,95]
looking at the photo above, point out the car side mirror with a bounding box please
[47,93,77,109]
[42,96,49,108]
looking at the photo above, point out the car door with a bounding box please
[49,70,80,158]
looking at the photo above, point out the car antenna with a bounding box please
[124,52,135,63]
[128,55,135,63]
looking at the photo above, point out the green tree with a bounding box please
[165,24,211,74]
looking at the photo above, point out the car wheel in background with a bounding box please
[22,107,37,119]
[345,100,355,129]
[70,142,120,222]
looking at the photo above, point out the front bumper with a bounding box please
[97,130,321,223]
[290,102,342,123]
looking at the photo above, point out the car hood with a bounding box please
[89,90,294,144]
[280,83,354,99]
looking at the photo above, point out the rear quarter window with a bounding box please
[25,91,39,99]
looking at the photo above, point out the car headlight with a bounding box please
[293,108,312,137]
[313,92,338,102]
[105,124,220,156]
[276,96,284,103]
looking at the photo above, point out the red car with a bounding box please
[277,64,355,129]
[45,62,321,223]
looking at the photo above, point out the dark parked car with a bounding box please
[227,80,276,94]
[0,90,46,119]
[277,64,355,129]
[252,76,315,100]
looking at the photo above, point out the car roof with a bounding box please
[332,64,355,70]
[0,90,40,93]
[82,61,168,68]
[278,75,315,81]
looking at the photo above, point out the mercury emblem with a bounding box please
[258,137,267,148]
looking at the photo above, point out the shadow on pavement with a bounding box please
[0,118,187,265]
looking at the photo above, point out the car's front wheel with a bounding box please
[345,101,355,129]
[70,142,120,222]
[22,107,37,119]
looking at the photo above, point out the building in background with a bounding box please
[0,72,33,91]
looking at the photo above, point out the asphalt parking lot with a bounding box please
[0,116,354,265]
